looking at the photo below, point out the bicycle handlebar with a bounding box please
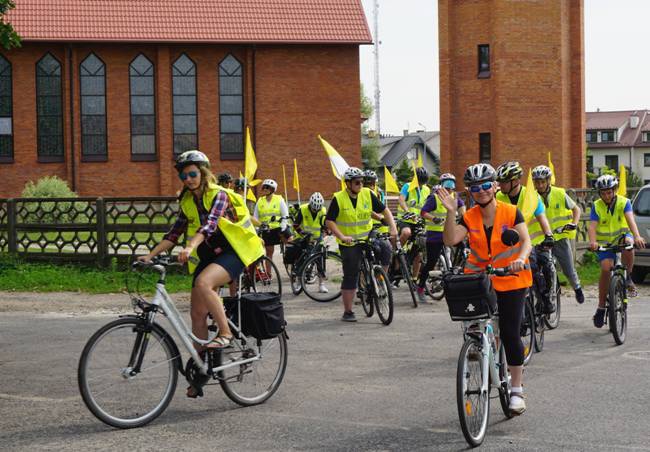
[597,243,634,252]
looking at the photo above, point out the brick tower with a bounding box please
[439,0,585,188]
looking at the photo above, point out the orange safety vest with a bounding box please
[463,201,532,292]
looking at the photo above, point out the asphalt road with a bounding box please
[2,283,650,451]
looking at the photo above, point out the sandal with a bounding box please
[186,385,204,398]
[206,335,234,349]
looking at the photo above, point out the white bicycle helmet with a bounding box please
[309,192,324,210]
[174,150,210,171]
[440,173,456,183]
[262,179,278,192]
[463,163,496,185]
[343,167,364,181]
[594,174,618,191]
[532,165,552,181]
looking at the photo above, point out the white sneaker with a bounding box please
[319,284,329,293]
[509,393,526,415]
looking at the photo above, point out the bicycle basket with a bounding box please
[224,292,285,340]
[442,272,497,321]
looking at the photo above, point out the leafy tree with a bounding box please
[360,83,380,170]
[0,1,20,50]
[394,160,413,185]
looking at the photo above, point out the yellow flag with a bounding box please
[384,166,400,194]
[617,164,627,196]
[244,127,257,180]
[249,179,262,187]
[520,169,538,221]
[318,135,349,180]
[417,151,424,168]
[547,152,556,185]
[238,172,256,202]
[293,158,300,192]
[408,160,419,194]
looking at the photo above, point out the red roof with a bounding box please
[587,110,650,148]
[8,0,372,44]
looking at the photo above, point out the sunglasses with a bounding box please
[469,182,493,193]
[179,171,199,181]
[262,185,272,190]
[441,181,456,189]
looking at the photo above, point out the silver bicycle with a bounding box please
[78,256,288,429]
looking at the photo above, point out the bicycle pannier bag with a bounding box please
[442,273,497,321]
[225,292,285,339]
[283,244,302,265]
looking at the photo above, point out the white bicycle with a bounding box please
[78,256,288,429]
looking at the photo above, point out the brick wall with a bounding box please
[439,0,585,188]
[0,42,361,198]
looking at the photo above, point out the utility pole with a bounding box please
[373,0,381,135]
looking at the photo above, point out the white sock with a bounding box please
[511,386,523,395]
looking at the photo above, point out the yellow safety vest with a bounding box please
[543,186,576,240]
[256,194,283,229]
[372,187,389,233]
[594,195,631,245]
[298,203,325,239]
[398,184,431,223]
[333,187,373,247]
[180,183,264,273]
[496,185,544,245]
[425,193,448,232]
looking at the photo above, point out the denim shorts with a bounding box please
[192,248,245,287]
[596,233,633,262]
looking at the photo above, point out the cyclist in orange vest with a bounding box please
[439,163,532,416]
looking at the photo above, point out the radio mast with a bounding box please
[373,0,381,135]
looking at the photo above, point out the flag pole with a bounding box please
[282,164,289,203]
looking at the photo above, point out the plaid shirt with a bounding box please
[163,191,236,246]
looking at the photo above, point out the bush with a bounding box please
[20,176,84,224]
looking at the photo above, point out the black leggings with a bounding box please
[417,241,444,288]
[496,288,527,367]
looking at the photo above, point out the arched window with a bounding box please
[219,54,243,158]
[129,54,156,159]
[0,55,12,161]
[36,53,63,161]
[80,53,107,160]
[172,53,197,155]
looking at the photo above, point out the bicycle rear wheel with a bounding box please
[250,256,282,296]
[457,338,489,447]
[218,332,288,406]
[521,293,535,366]
[78,317,180,429]
[544,273,561,330]
[532,292,545,353]
[608,274,627,345]
[301,251,343,302]
[398,252,419,307]
[372,266,394,325]
[358,268,374,317]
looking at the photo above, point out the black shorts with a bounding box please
[340,244,364,290]
[193,245,245,287]
[261,227,282,246]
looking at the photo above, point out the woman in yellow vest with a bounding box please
[417,173,465,304]
[588,174,645,327]
[292,192,329,293]
[397,167,431,279]
[139,151,264,397]
[532,165,585,304]
[496,161,557,314]
[254,178,291,273]
[325,167,398,322]
[440,163,532,416]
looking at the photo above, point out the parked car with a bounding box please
[631,186,650,283]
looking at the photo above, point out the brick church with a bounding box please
[0,0,371,197]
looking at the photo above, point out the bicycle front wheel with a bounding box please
[457,338,489,447]
[250,256,283,296]
[521,293,535,366]
[218,332,288,406]
[398,252,419,308]
[544,274,561,330]
[78,317,180,429]
[609,274,627,345]
[372,266,394,325]
[301,251,343,302]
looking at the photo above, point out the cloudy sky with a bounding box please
[359,0,650,136]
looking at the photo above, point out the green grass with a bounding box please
[558,251,601,287]
[0,256,191,294]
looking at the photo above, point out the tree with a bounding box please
[394,160,413,185]
[360,83,380,170]
[0,1,20,50]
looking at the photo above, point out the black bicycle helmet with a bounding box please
[217,172,233,185]
[416,167,429,184]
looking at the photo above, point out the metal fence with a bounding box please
[0,188,642,265]
[0,197,180,266]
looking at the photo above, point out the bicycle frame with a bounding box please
[145,273,266,379]
[462,320,503,394]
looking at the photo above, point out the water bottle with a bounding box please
[486,323,496,353]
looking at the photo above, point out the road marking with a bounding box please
[622,350,650,361]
